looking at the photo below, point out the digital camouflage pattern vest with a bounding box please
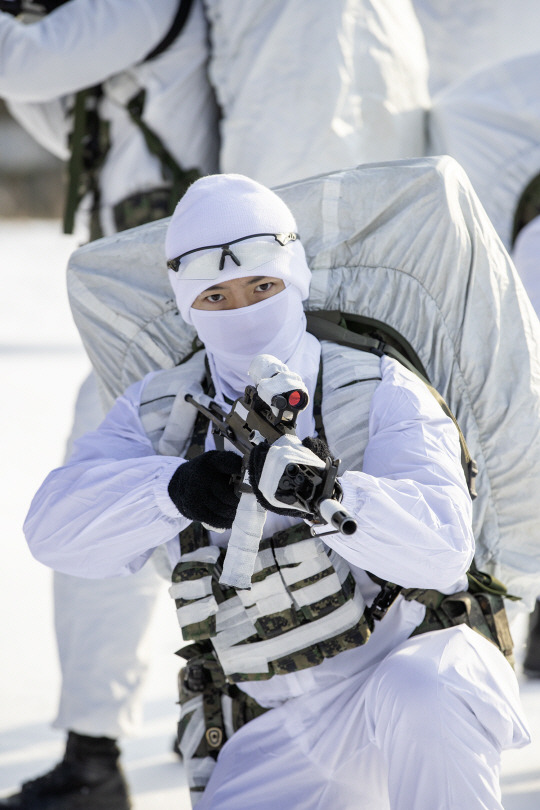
[138,340,516,806]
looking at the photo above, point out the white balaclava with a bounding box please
[165,174,314,400]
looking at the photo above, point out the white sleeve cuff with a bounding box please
[152,458,189,521]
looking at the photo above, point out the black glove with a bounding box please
[248,436,332,517]
[168,451,242,529]
[300,436,332,461]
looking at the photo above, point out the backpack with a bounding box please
[66,156,540,608]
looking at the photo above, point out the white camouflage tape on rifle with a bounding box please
[220,356,307,589]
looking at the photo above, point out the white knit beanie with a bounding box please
[165,174,311,324]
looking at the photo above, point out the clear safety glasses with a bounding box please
[166,232,299,279]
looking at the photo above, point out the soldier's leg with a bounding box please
[53,564,163,738]
[0,372,164,810]
[196,669,389,809]
[366,626,530,810]
[55,370,165,737]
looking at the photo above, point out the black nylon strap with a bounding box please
[312,357,326,444]
[306,310,478,499]
[144,0,195,62]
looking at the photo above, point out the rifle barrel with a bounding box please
[318,498,357,535]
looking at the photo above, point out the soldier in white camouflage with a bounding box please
[23,174,530,809]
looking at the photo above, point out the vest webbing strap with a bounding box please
[144,0,195,61]
[62,0,196,235]
[126,90,201,210]
[63,86,101,235]
[367,559,517,665]
[312,359,326,445]
[176,639,270,763]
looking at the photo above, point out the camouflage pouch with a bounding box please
[176,646,225,807]
[175,642,269,807]
[112,186,177,233]
[404,562,518,667]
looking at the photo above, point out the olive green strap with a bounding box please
[305,310,478,499]
[403,583,516,666]
[177,641,269,758]
[63,88,92,235]
[126,89,201,209]
[467,557,519,600]
[63,86,109,238]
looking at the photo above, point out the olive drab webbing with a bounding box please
[62,0,199,238]
[367,566,518,667]
[112,187,186,234]
[403,560,518,666]
[175,638,270,806]
[122,89,201,224]
[63,86,109,240]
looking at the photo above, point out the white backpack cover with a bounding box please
[67,156,540,607]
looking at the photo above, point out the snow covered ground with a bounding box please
[0,219,539,808]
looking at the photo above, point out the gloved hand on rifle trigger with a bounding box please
[168,450,242,529]
[248,435,332,517]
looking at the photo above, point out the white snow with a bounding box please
[0,219,539,808]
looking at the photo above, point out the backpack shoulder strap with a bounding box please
[306,310,478,499]
[144,0,196,62]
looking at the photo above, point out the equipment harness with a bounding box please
[63,0,199,238]
[166,339,516,804]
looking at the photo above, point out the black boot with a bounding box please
[0,731,131,809]
[523,598,540,678]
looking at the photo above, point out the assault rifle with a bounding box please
[184,354,357,589]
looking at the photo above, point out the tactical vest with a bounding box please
[138,342,515,673]
[172,521,371,683]
[141,346,381,684]
[139,340,515,806]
